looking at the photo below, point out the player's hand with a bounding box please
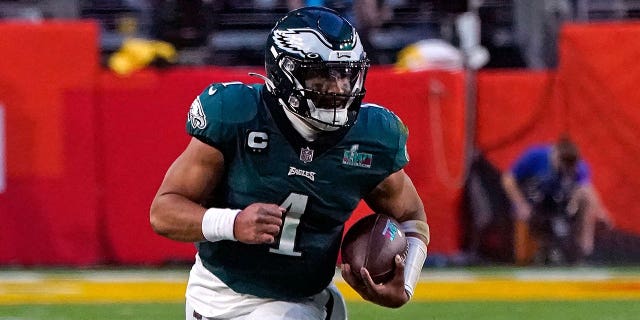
[599,214,614,229]
[341,255,409,308]
[234,203,284,244]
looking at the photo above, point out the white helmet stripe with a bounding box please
[270,46,279,58]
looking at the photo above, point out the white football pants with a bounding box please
[185,254,347,320]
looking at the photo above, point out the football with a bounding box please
[341,213,408,284]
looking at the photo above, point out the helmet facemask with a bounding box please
[279,56,368,131]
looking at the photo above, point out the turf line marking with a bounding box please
[1,270,640,304]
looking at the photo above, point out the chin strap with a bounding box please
[250,72,321,141]
[399,220,430,299]
[282,103,319,142]
[248,72,276,92]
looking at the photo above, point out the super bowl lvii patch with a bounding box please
[342,144,372,168]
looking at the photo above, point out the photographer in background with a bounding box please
[502,135,612,265]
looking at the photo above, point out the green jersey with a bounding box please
[186,82,409,299]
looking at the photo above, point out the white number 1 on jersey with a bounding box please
[269,193,308,256]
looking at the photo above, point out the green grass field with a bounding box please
[2,300,640,320]
[2,267,640,319]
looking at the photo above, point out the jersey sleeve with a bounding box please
[185,82,260,154]
[391,113,410,172]
[360,103,410,173]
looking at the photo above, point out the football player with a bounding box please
[150,7,429,320]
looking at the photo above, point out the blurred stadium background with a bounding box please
[2,0,640,319]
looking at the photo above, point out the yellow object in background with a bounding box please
[395,39,464,72]
[108,38,177,76]
[153,41,177,63]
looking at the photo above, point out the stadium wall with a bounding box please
[0,21,639,265]
[476,22,640,238]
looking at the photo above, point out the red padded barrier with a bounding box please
[0,22,101,265]
[476,70,563,170]
[556,22,640,234]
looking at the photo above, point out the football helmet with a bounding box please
[263,7,369,131]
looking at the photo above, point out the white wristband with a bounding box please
[399,220,430,245]
[201,208,241,242]
[403,236,428,299]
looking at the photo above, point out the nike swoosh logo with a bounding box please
[208,87,217,95]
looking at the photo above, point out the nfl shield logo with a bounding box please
[299,147,314,163]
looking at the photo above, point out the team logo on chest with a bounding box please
[342,144,373,168]
[299,147,314,163]
[288,166,316,181]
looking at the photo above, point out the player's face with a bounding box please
[304,69,353,109]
